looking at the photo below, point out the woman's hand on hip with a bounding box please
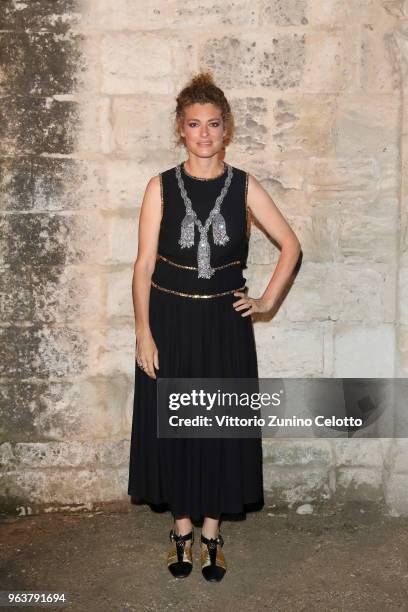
[135,329,159,379]
[232,291,273,316]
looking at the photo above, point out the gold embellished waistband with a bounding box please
[156,254,242,271]
[151,280,246,299]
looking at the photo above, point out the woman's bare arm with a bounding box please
[239,173,301,313]
[132,174,162,378]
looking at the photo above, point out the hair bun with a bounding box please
[188,71,216,88]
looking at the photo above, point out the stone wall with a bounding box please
[1,0,408,516]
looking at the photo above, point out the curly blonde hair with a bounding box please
[173,71,235,149]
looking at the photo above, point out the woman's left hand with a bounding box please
[232,291,273,316]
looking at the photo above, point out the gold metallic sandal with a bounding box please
[167,527,194,578]
[200,533,227,582]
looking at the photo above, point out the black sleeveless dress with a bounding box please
[127,161,264,521]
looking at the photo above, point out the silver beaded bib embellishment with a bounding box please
[175,163,233,279]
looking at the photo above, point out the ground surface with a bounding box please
[1,500,408,611]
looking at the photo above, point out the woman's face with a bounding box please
[180,103,226,157]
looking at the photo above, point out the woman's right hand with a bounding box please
[135,329,159,379]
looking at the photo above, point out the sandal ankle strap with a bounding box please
[169,528,194,544]
[201,533,224,547]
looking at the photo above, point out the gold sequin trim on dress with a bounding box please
[159,172,164,219]
[151,280,246,299]
[245,172,252,240]
[157,253,241,271]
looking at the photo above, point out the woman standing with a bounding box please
[128,71,301,582]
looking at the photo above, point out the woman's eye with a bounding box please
[188,122,220,128]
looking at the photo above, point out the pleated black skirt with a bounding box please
[127,284,264,521]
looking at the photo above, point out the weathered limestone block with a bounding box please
[94,324,135,378]
[4,265,102,328]
[88,0,258,30]
[335,96,399,161]
[121,374,136,432]
[0,377,124,443]
[334,439,385,467]
[263,464,333,503]
[247,224,280,265]
[0,211,109,266]
[77,97,113,155]
[0,157,32,210]
[259,0,350,26]
[336,263,395,324]
[306,157,381,207]
[254,322,325,376]
[0,0,85,31]
[284,263,394,323]
[0,265,104,324]
[31,158,104,212]
[0,439,128,469]
[382,1,408,19]
[1,324,108,381]
[260,0,314,26]
[263,439,333,464]
[269,95,336,158]
[0,267,34,322]
[384,439,408,472]
[100,32,195,95]
[106,267,135,320]
[229,96,268,152]
[0,466,129,510]
[361,23,401,94]
[299,28,359,93]
[282,262,338,322]
[37,159,106,210]
[0,96,79,156]
[200,33,306,90]
[105,160,168,211]
[336,467,383,501]
[301,156,398,265]
[333,324,395,377]
[110,96,175,157]
[0,31,82,96]
[384,473,408,514]
[287,213,338,263]
[398,268,408,325]
[106,214,139,265]
[396,327,408,376]
[337,210,397,265]
[247,158,307,201]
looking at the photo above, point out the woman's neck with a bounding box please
[183,158,226,180]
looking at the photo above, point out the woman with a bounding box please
[127,71,301,582]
